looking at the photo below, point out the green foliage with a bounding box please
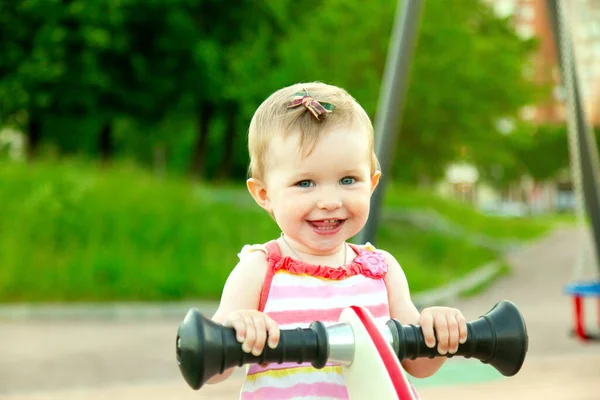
[1,0,550,186]
[272,0,392,114]
[0,1,576,302]
[270,0,541,184]
[398,1,542,182]
[0,0,65,118]
[0,0,299,165]
[506,123,570,182]
[0,159,562,302]
[476,125,600,187]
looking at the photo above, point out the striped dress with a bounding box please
[237,240,419,400]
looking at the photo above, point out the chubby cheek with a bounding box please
[348,195,371,223]
[273,195,311,223]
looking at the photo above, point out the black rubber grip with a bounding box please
[385,300,528,377]
[220,321,330,371]
[386,319,485,360]
[176,309,330,390]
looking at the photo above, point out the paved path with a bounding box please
[1,227,600,399]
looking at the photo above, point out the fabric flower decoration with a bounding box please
[355,244,388,277]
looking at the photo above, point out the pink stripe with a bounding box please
[268,277,385,300]
[248,361,339,375]
[241,382,348,399]
[267,303,389,325]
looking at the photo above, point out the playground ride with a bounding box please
[546,0,600,343]
[175,300,528,399]
[565,282,600,340]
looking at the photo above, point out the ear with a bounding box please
[247,178,271,212]
[370,170,381,194]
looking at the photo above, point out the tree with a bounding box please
[181,0,312,179]
[0,0,128,160]
[1,0,543,185]
[0,0,67,158]
[515,124,569,182]
[269,0,540,184]
[397,0,542,183]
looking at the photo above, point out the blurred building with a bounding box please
[487,0,600,126]
[486,0,562,124]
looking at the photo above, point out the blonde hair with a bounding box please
[248,82,380,180]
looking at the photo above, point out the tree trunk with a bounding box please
[98,122,114,164]
[189,103,214,179]
[217,104,237,180]
[26,117,42,161]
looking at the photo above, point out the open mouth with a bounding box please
[308,219,345,231]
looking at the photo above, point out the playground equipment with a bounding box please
[175,300,528,399]
[546,0,600,341]
[565,282,600,340]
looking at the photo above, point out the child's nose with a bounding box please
[317,198,342,210]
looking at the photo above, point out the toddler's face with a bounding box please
[260,125,379,256]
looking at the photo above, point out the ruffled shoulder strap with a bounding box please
[265,241,388,280]
[254,240,390,311]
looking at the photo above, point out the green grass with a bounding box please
[383,183,575,240]
[377,223,499,292]
[0,159,277,301]
[0,159,565,302]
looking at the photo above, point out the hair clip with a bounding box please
[287,89,335,121]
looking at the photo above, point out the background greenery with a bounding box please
[1,0,571,183]
[0,0,580,302]
[0,159,569,302]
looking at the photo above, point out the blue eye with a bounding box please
[296,180,314,188]
[340,177,356,185]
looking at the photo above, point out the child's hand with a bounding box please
[419,307,468,355]
[223,310,280,356]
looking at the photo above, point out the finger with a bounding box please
[251,315,267,356]
[420,312,436,349]
[224,314,246,343]
[242,316,256,354]
[265,316,280,349]
[446,314,460,354]
[434,314,449,355]
[457,313,468,344]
